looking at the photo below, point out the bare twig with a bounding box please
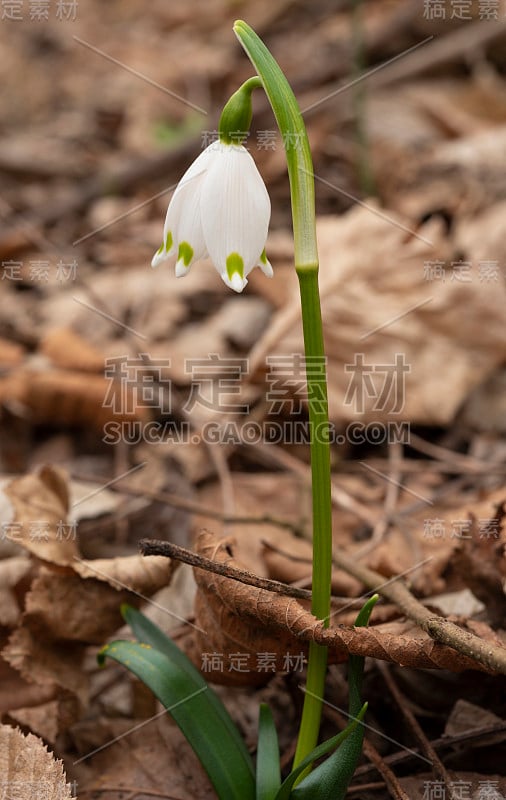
[139,538,313,600]
[408,432,505,473]
[70,469,303,536]
[260,538,506,674]
[354,721,506,780]
[339,458,506,475]
[356,441,403,557]
[347,782,387,795]
[361,739,411,800]
[331,545,506,675]
[377,662,457,800]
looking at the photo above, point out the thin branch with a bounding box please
[353,721,506,780]
[377,662,458,800]
[331,545,506,675]
[261,539,506,674]
[70,469,303,536]
[139,538,313,600]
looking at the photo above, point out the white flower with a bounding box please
[151,141,272,292]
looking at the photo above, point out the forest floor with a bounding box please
[0,1,506,798]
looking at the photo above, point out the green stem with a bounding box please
[233,21,333,768]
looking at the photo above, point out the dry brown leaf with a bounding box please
[1,368,151,431]
[0,466,177,737]
[254,209,506,427]
[262,533,361,597]
[448,500,506,627]
[2,465,174,594]
[445,698,504,737]
[0,556,32,626]
[40,265,217,348]
[0,658,58,716]
[71,715,213,799]
[195,472,312,577]
[3,627,88,711]
[2,465,75,565]
[399,772,506,800]
[8,700,63,746]
[23,557,175,644]
[22,572,139,644]
[40,327,105,372]
[74,552,176,591]
[0,724,73,799]
[190,530,499,685]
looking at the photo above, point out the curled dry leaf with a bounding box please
[23,555,176,644]
[73,551,176,590]
[0,465,176,738]
[1,466,175,640]
[190,530,499,685]
[2,464,75,565]
[2,464,175,594]
[0,724,73,799]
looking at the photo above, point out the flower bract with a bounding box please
[151,142,272,292]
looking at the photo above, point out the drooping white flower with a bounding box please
[151,141,272,292]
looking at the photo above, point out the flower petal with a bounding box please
[257,248,273,277]
[151,144,216,270]
[200,144,271,282]
[221,266,248,293]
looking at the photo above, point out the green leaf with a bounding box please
[289,596,379,799]
[289,709,366,799]
[353,594,379,628]
[120,605,253,771]
[273,704,367,800]
[99,640,255,800]
[256,704,281,800]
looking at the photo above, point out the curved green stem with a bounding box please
[233,20,333,769]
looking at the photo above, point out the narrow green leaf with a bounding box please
[256,704,281,800]
[354,594,379,628]
[349,594,379,716]
[99,641,255,800]
[289,706,367,799]
[120,604,254,775]
[274,704,367,800]
[290,597,379,799]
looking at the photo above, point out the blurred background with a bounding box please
[1,0,505,498]
[1,2,506,797]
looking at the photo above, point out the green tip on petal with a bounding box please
[225,253,247,291]
[151,230,174,268]
[151,248,164,268]
[175,259,190,278]
[226,252,244,282]
[258,248,273,277]
[230,273,247,292]
[178,241,194,267]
